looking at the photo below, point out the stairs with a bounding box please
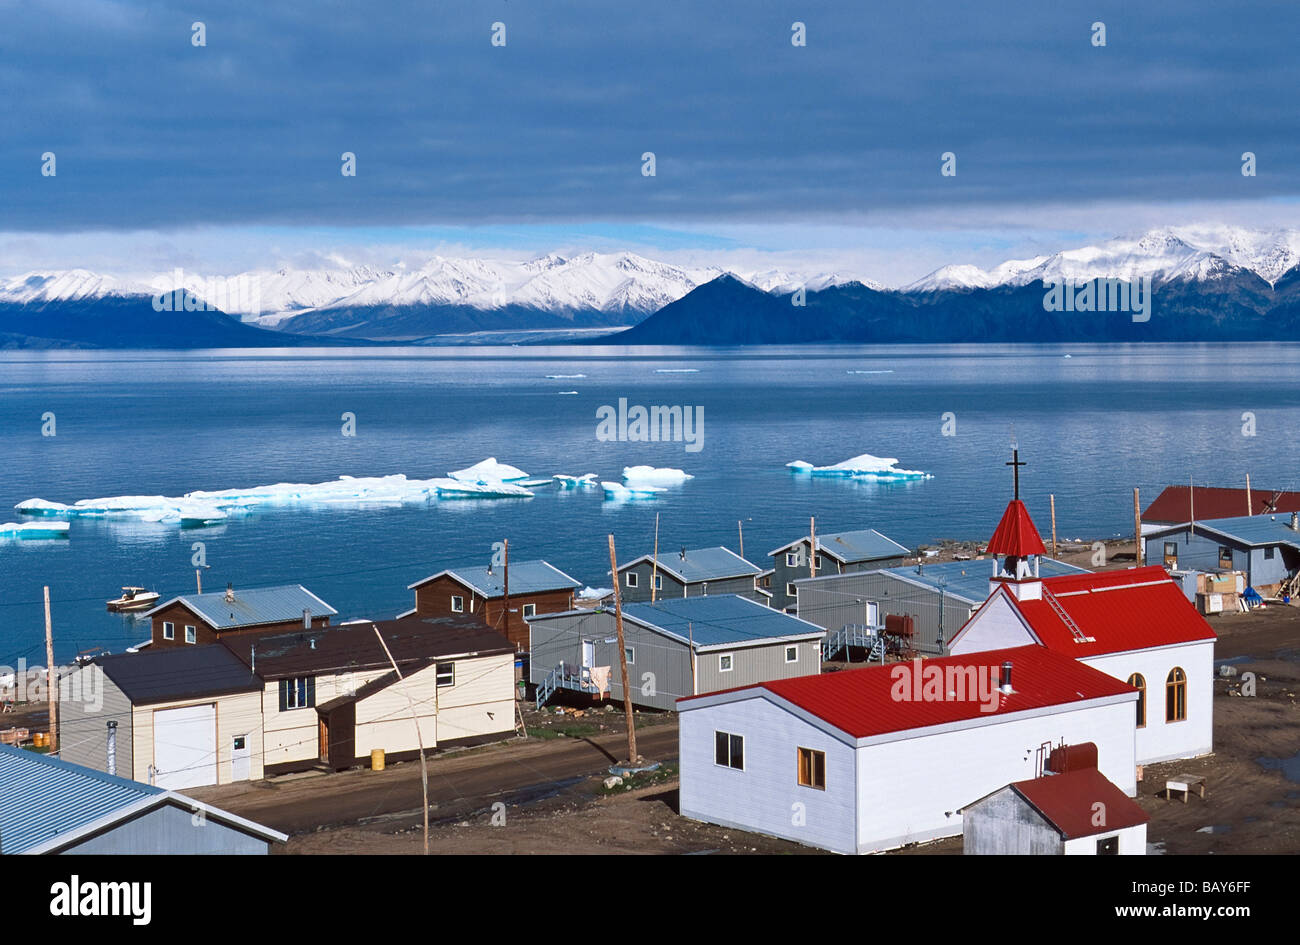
[535,662,602,709]
[822,624,884,662]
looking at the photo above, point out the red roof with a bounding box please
[1142,485,1300,524]
[1000,566,1217,658]
[986,500,1047,557]
[679,645,1134,739]
[1009,768,1149,839]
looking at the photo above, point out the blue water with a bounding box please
[2,342,1298,663]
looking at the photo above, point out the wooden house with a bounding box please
[142,583,336,649]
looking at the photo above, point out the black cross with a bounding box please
[1007,447,1025,501]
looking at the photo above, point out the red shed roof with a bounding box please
[679,645,1134,739]
[985,500,1047,557]
[999,566,1216,657]
[1142,485,1300,523]
[1008,767,1149,839]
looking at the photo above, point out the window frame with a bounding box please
[796,746,826,790]
[184,624,197,645]
[1128,673,1146,728]
[279,676,316,711]
[521,603,536,619]
[714,730,744,770]
[718,653,734,673]
[435,662,455,687]
[626,571,639,588]
[1166,667,1187,722]
[785,645,799,663]
[1218,545,1233,569]
[162,621,174,640]
[624,646,635,665]
[450,595,464,613]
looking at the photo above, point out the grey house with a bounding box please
[0,744,285,854]
[795,558,1090,656]
[614,546,769,604]
[528,594,823,711]
[1144,513,1300,594]
[768,528,910,611]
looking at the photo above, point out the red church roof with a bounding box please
[678,645,1135,739]
[985,500,1047,557]
[995,566,1216,657]
[1008,767,1149,840]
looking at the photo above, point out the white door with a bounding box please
[153,703,217,789]
[231,734,250,781]
[581,640,595,669]
[866,601,880,626]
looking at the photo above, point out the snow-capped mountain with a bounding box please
[0,269,156,303]
[904,225,1300,292]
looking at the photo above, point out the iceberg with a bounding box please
[602,481,664,500]
[554,474,598,489]
[622,466,693,488]
[447,457,530,483]
[787,453,931,481]
[432,478,534,498]
[0,520,70,539]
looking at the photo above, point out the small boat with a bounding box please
[107,586,160,613]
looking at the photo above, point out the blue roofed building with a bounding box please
[1143,513,1300,596]
[768,528,911,611]
[528,594,824,710]
[795,557,1091,656]
[0,744,285,854]
[613,545,769,605]
[142,583,337,649]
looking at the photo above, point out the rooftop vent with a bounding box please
[999,660,1013,694]
[224,583,235,603]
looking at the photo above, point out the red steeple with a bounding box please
[987,499,1047,557]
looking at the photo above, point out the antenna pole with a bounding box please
[44,586,58,753]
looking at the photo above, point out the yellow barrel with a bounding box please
[370,748,385,771]
[33,732,46,748]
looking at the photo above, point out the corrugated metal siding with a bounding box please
[796,571,973,655]
[962,789,1062,855]
[695,640,820,694]
[60,802,270,855]
[58,667,134,779]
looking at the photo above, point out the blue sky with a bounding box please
[2,0,1298,282]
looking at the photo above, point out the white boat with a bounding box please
[106,586,160,613]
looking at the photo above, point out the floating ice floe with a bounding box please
[447,457,530,483]
[654,368,698,373]
[555,474,599,489]
[622,466,693,488]
[846,370,895,374]
[602,482,664,500]
[787,453,931,481]
[545,374,586,379]
[429,478,535,499]
[0,521,70,539]
[556,391,579,395]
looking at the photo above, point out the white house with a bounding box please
[948,498,1216,764]
[677,644,1139,854]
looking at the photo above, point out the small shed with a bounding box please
[0,745,286,855]
[963,763,1149,855]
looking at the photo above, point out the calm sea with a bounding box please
[1,343,1296,663]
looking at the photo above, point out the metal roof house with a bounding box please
[0,744,285,854]
[142,583,337,649]
[59,645,265,790]
[529,595,824,711]
[795,557,1089,657]
[614,545,769,604]
[1142,485,1300,526]
[768,528,910,611]
[1143,513,1300,595]
[676,645,1139,854]
[405,558,583,652]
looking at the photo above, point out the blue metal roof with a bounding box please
[144,584,337,630]
[622,595,822,649]
[877,558,1089,603]
[411,559,582,597]
[621,546,761,583]
[0,744,161,854]
[769,529,910,564]
[1147,514,1300,549]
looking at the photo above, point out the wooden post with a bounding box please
[44,587,57,753]
[1246,474,1253,516]
[1189,476,1195,528]
[1133,487,1143,566]
[372,624,429,855]
[1049,494,1057,558]
[607,534,638,764]
[502,539,511,650]
[738,520,744,560]
[687,622,696,693]
[809,516,817,580]
[195,569,203,595]
[651,514,660,603]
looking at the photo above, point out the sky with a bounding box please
[3,0,1299,284]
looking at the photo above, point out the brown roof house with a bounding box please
[221,615,517,774]
[142,583,336,649]
[404,559,582,652]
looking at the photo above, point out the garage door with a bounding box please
[153,704,217,789]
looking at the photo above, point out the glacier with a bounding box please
[787,453,931,481]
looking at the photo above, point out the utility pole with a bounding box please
[1246,473,1253,516]
[687,622,696,693]
[502,538,511,650]
[737,520,744,560]
[809,516,817,580]
[607,534,639,764]
[44,587,58,753]
[372,624,429,855]
[651,513,660,603]
[195,569,202,594]
[1049,494,1058,559]
[1133,487,1143,566]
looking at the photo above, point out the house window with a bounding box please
[797,747,826,789]
[436,662,455,687]
[1166,667,1187,722]
[786,582,797,598]
[279,676,316,711]
[1128,673,1146,728]
[624,646,635,665]
[714,731,744,769]
[654,575,662,590]
[785,645,798,663]
[184,625,197,645]
[1096,835,1119,855]
[1218,546,1233,569]
[521,603,536,619]
[1163,542,1178,566]
[451,595,464,613]
[814,554,823,570]
[786,552,799,568]
[1265,546,1276,560]
[626,572,639,588]
[718,653,734,672]
[162,621,174,640]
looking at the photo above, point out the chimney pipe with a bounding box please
[1291,512,1298,532]
[303,607,311,629]
[999,660,1013,694]
[224,582,235,603]
[680,547,686,561]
